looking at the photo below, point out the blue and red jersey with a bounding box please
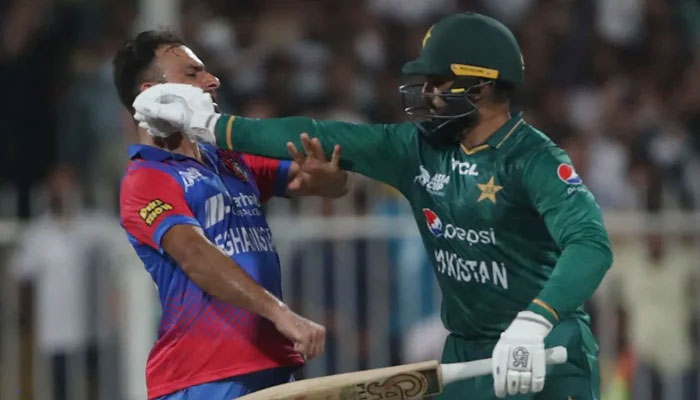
[119,144,303,399]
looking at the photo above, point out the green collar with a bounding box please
[460,112,525,155]
[486,112,525,149]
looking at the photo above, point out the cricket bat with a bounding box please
[239,346,567,400]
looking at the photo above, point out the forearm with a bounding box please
[214,115,410,186]
[216,115,312,161]
[168,230,288,321]
[527,241,613,324]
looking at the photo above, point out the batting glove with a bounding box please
[132,83,220,145]
[492,311,553,398]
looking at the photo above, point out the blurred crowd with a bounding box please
[1,0,699,216]
[1,0,699,399]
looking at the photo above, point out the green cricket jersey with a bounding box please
[213,113,613,340]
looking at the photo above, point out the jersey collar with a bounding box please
[128,144,198,162]
[485,112,525,150]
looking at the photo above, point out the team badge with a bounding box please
[557,163,582,185]
[477,176,503,203]
[218,150,249,181]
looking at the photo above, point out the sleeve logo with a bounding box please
[557,163,582,185]
[139,199,173,226]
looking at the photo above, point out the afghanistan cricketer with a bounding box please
[114,31,350,399]
[133,13,613,400]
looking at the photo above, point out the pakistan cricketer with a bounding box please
[133,12,613,400]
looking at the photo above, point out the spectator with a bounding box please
[11,165,112,400]
[616,233,699,400]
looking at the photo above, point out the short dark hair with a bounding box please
[112,30,185,114]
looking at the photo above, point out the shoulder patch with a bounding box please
[139,199,174,226]
[556,163,582,185]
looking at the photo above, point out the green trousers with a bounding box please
[437,317,600,400]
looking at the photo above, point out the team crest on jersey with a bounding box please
[557,163,582,185]
[477,176,503,204]
[218,150,248,181]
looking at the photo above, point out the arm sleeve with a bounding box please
[521,147,613,324]
[214,115,417,189]
[120,166,201,253]
[241,153,291,202]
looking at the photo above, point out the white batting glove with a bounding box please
[132,83,220,145]
[492,311,553,398]
[133,112,177,138]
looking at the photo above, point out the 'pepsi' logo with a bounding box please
[557,164,582,185]
[423,208,443,236]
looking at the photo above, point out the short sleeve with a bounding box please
[241,154,291,202]
[120,164,200,252]
[521,146,608,250]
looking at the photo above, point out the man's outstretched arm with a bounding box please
[133,83,417,189]
[213,115,415,188]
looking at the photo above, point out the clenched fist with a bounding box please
[271,306,326,360]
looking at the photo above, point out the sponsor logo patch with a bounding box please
[423,209,497,245]
[179,167,204,192]
[451,157,479,176]
[557,163,582,185]
[423,208,443,236]
[139,199,173,226]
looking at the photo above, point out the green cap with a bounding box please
[402,13,525,84]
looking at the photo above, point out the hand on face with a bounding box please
[133,83,219,145]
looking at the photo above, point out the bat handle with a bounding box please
[441,346,568,386]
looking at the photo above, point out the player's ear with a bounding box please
[478,80,492,100]
[479,80,501,105]
[140,81,155,93]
